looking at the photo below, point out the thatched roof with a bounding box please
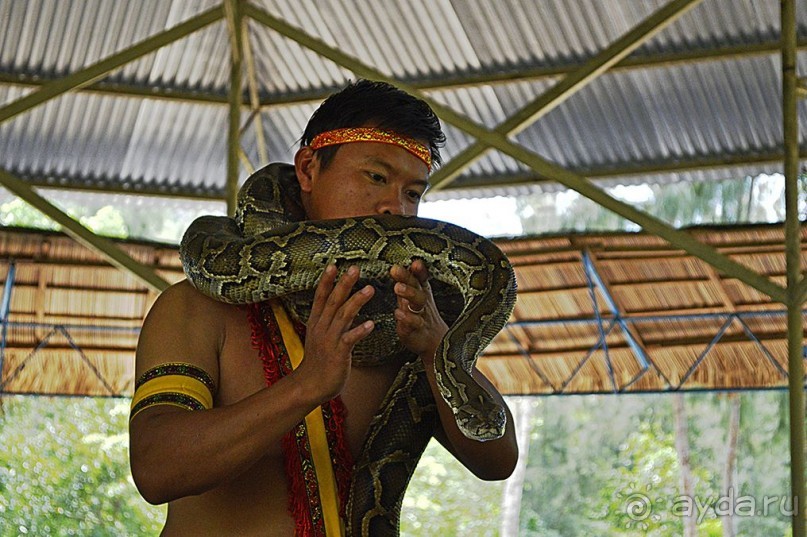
[0,224,797,397]
[483,224,797,395]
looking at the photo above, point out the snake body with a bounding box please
[179,163,517,534]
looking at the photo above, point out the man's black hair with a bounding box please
[300,79,445,170]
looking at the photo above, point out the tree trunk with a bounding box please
[673,393,697,537]
[722,393,741,537]
[500,397,535,536]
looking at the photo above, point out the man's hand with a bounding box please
[296,264,375,402]
[391,261,519,481]
[390,260,448,362]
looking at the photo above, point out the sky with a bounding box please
[419,196,523,238]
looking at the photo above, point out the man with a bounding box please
[129,80,518,535]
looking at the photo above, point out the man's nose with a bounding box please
[376,191,405,215]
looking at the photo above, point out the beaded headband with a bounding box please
[309,127,432,171]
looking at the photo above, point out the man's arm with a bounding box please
[130,266,375,504]
[390,262,519,481]
[425,363,518,481]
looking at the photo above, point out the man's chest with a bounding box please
[214,313,404,457]
[340,363,404,456]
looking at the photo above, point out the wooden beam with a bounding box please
[0,167,226,201]
[8,147,800,201]
[0,72,232,106]
[241,18,268,167]
[428,0,705,191]
[0,169,169,292]
[2,38,805,108]
[797,77,807,99]
[434,150,806,193]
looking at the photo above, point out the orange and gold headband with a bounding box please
[309,127,432,170]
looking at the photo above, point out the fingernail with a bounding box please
[362,285,373,295]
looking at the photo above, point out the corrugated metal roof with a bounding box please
[0,0,805,205]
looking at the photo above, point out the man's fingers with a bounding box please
[340,319,375,348]
[410,259,430,284]
[390,264,420,287]
[309,264,337,324]
[321,265,360,315]
[338,284,375,323]
[312,265,374,341]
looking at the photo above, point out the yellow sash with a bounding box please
[271,301,345,537]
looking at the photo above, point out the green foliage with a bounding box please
[0,199,128,238]
[0,199,60,231]
[402,440,504,536]
[517,392,793,537]
[598,419,687,535]
[79,206,128,238]
[0,193,219,243]
[516,173,794,235]
[0,396,165,536]
[0,391,795,536]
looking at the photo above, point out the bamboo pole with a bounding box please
[242,19,269,167]
[0,262,16,392]
[225,0,244,216]
[0,5,221,292]
[781,0,805,535]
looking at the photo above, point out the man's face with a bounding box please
[295,141,430,220]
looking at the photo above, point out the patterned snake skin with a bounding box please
[179,163,517,534]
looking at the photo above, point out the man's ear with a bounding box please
[294,146,317,193]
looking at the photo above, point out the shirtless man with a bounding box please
[129,80,518,535]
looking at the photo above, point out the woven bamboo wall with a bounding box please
[0,228,183,396]
[0,224,801,397]
[481,224,804,394]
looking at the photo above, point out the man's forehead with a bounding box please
[360,153,430,186]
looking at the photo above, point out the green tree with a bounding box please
[0,396,165,536]
[515,173,794,236]
[0,198,129,238]
[402,440,504,536]
[517,395,657,536]
[597,414,688,535]
[79,206,128,238]
[0,193,214,243]
[0,199,60,230]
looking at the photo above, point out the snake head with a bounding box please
[455,402,506,441]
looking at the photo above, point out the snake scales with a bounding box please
[180,163,517,535]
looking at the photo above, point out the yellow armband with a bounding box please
[130,362,215,421]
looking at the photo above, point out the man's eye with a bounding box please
[368,172,386,184]
[407,190,423,202]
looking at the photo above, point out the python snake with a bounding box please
[180,163,517,535]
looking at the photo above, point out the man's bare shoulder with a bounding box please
[146,280,248,326]
[136,280,243,382]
